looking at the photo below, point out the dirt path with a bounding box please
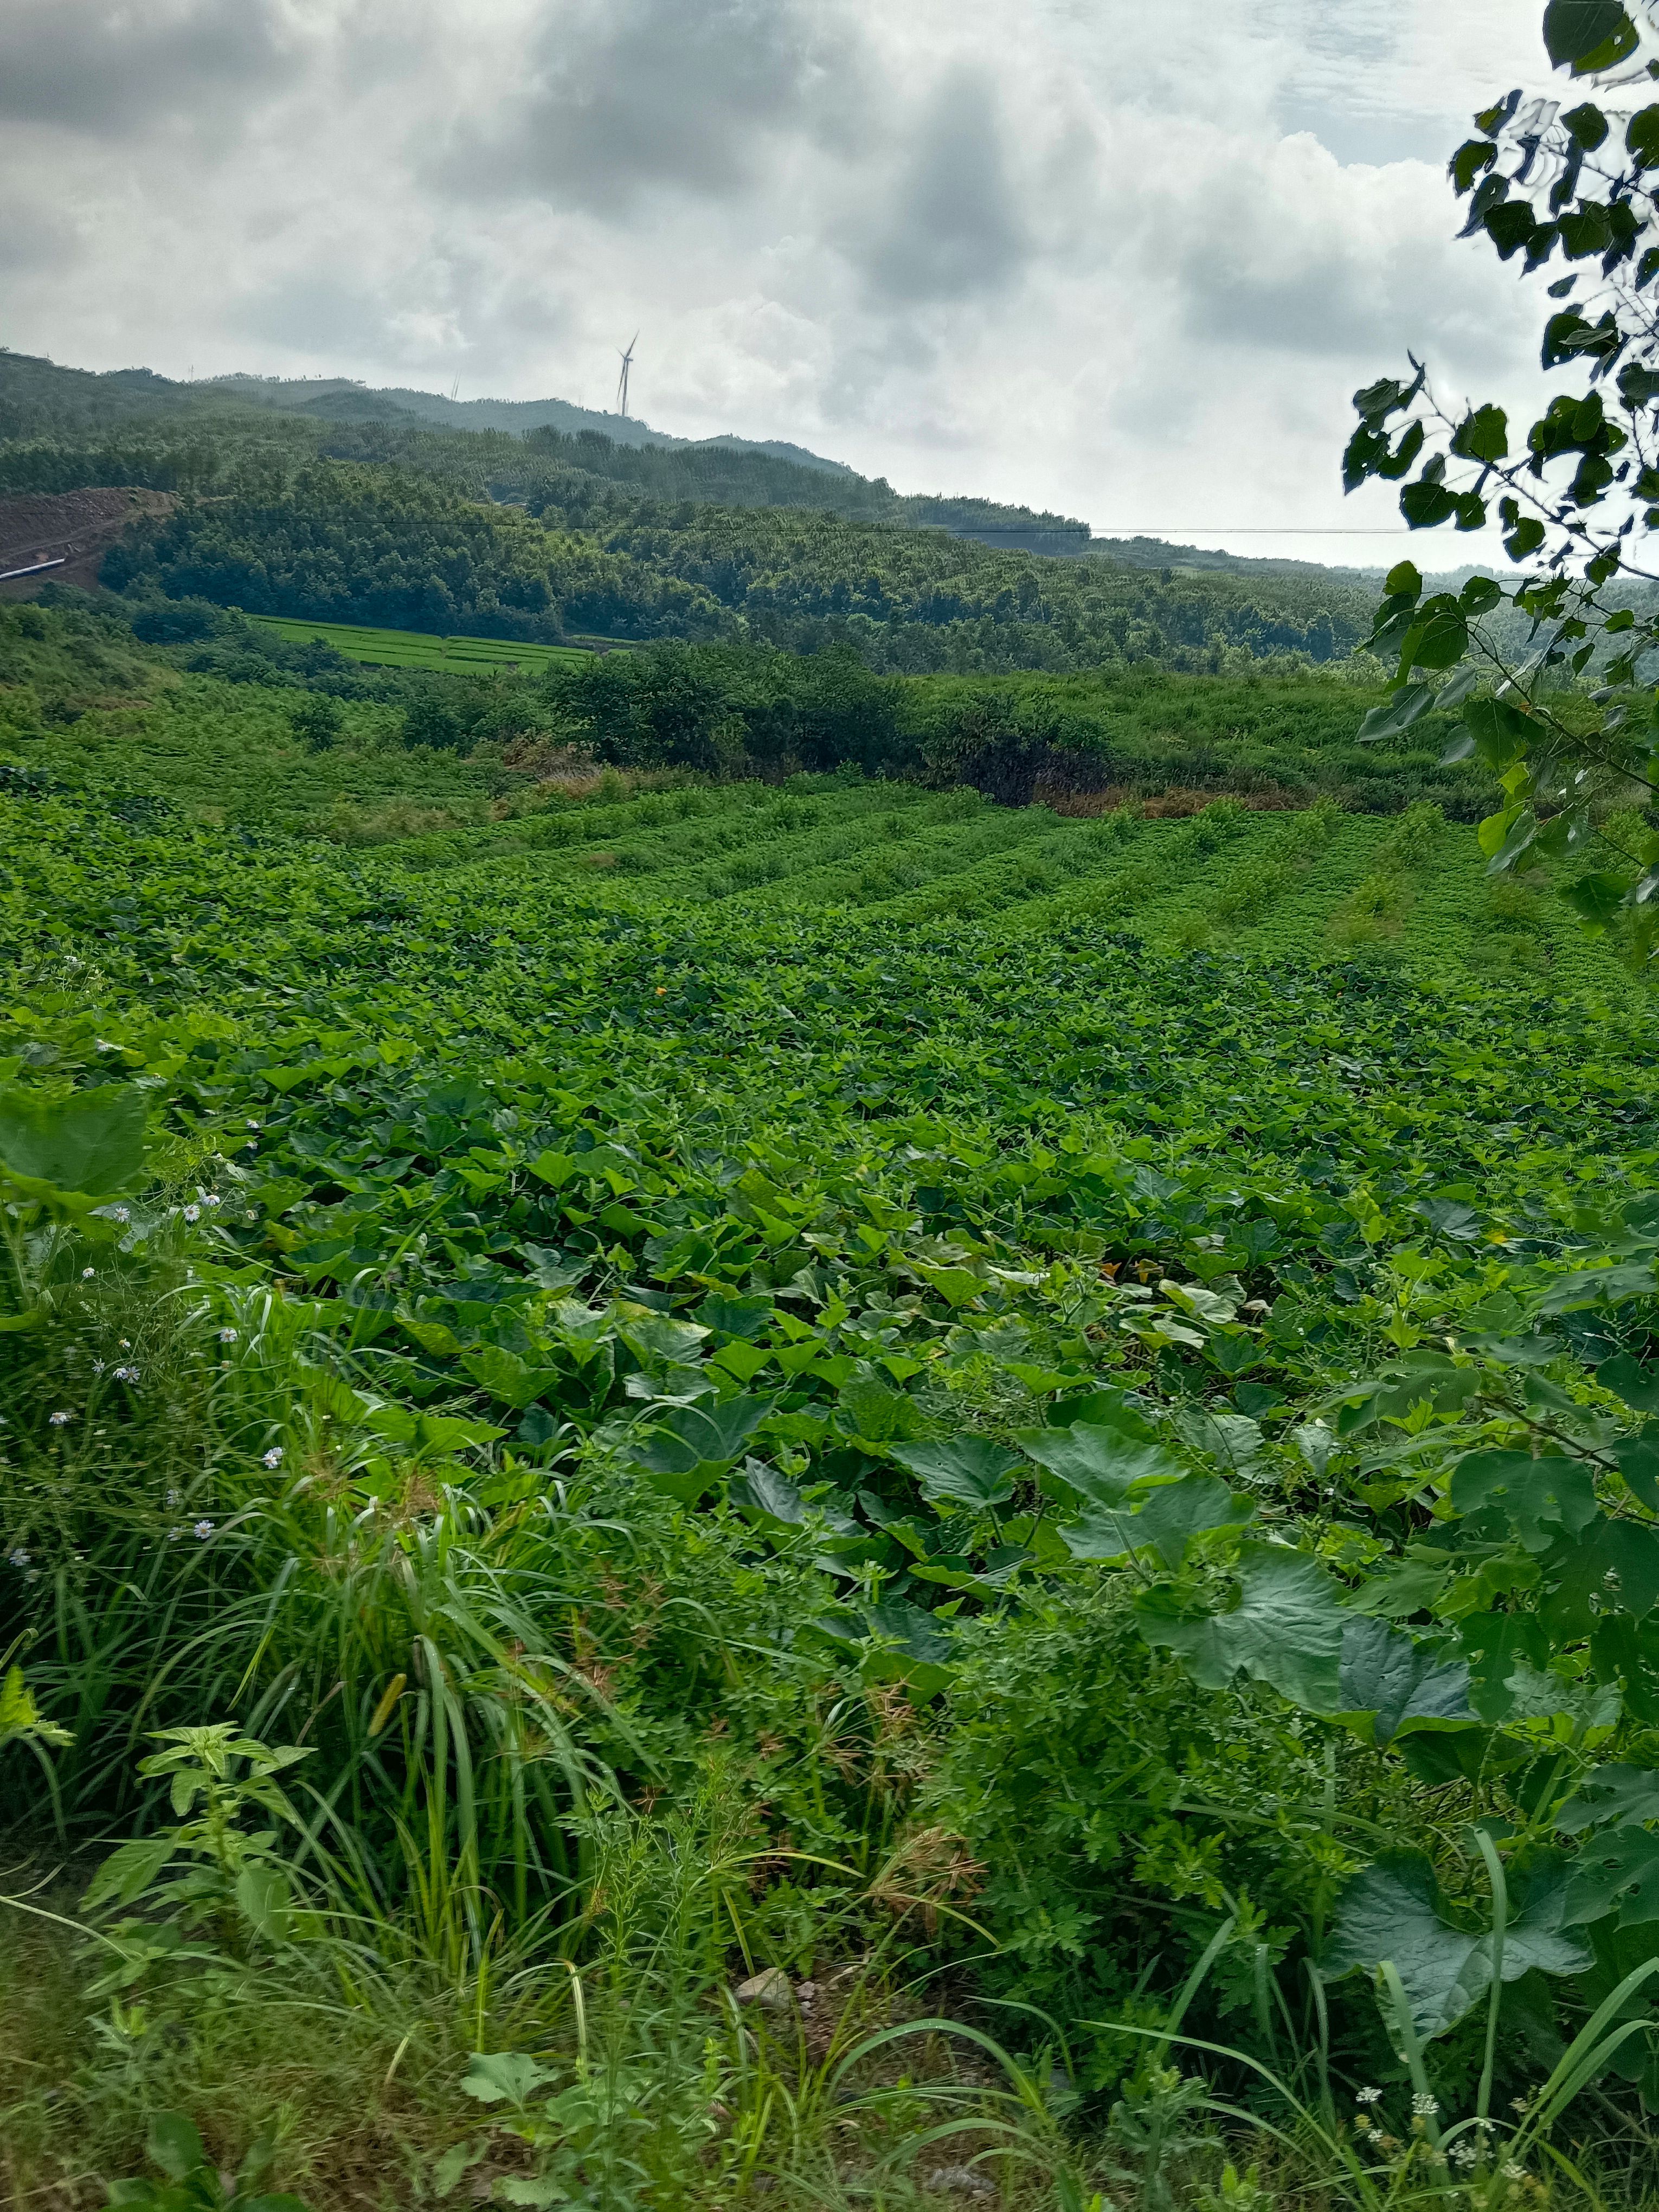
[0,486,175,594]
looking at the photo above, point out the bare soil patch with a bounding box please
[0,486,175,595]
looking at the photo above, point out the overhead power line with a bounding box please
[951,525,1424,538]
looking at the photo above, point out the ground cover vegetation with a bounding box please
[244,619,591,678]
[3,590,1494,821]
[5,535,1659,2211]
[17,8,1659,2200]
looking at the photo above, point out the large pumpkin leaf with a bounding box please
[365,1405,506,1452]
[1335,1616,1474,1744]
[0,1084,146,1199]
[1556,1765,1659,1834]
[1326,1853,1590,2039]
[460,1344,562,1410]
[1563,1825,1659,1928]
[890,1436,1021,1509]
[838,1364,924,1444]
[1135,1544,1347,1712]
[1018,1416,1185,1510]
[632,1394,775,1503]
[1058,1471,1253,1568]
[1450,1451,1599,1552]
[860,1598,956,1695]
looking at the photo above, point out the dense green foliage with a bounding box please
[7,608,1657,2198]
[4,591,1496,815]
[541,642,1493,814]
[13,250,1659,2197]
[95,458,1374,672]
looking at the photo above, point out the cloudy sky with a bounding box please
[3,0,1555,560]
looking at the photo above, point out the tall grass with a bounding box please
[3,1203,1070,2206]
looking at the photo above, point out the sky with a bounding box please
[1,0,1559,562]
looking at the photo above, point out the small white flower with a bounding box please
[1451,2143,1480,2169]
[1412,2093,1439,2118]
[1502,2165,1526,2183]
[165,1489,181,1508]
[92,1359,106,1374]
[193,1520,215,1540]
[113,1366,140,1384]
[1355,2088,1382,2105]
[262,1446,284,1468]
[246,1119,260,1131]
[218,1327,237,1342]
[168,1526,182,1541]
[82,1267,95,1279]
[110,1205,131,1225]
[49,1411,72,1426]
[182,1204,201,1223]
[203,1193,222,1208]
[7,1547,29,1568]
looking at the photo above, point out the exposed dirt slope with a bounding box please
[0,486,175,594]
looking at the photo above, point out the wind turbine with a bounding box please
[616,333,638,419]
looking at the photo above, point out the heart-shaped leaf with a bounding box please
[460,1344,562,1410]
[1060,1471,1253,1569]
[633,1395,775,1502]
[0,1083,146,1199]
[1136,1544,1347,1711]
[1334,1616,1473,1744]
[146,2113,207,2185]
[1544,0,1636,70]
[461,2050,555,2106]
[1327,1853,1590,2039]
[890,1436,1021,1509]
[1018,1419,1184,1509]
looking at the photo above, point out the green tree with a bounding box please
[1346,1,1659,963]
[287,693,342,752]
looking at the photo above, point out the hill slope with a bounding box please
[0,349,1388,673]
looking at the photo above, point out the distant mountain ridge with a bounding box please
[197,375,1411,586]
[0,346,1392,676]
[1,345,1412,591]
[199,372,856,477]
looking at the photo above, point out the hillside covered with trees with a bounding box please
[2,349,1380,674]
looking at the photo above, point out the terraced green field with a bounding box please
[8,653,1659,2205]
[246,613,597,673]
[320,768,1624,993]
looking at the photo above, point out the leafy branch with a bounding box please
[1346,1,1659,962]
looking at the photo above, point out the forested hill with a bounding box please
[100,461,1377,671]
[2,348,1381,672]
[0,350,1092,551]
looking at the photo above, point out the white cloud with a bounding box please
[0,0,1562,560]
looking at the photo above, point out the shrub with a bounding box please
[288,694,343,752]
[127,597,224,646]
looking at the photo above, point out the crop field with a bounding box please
[8,640,1659,2205]
[245,612,597,673]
